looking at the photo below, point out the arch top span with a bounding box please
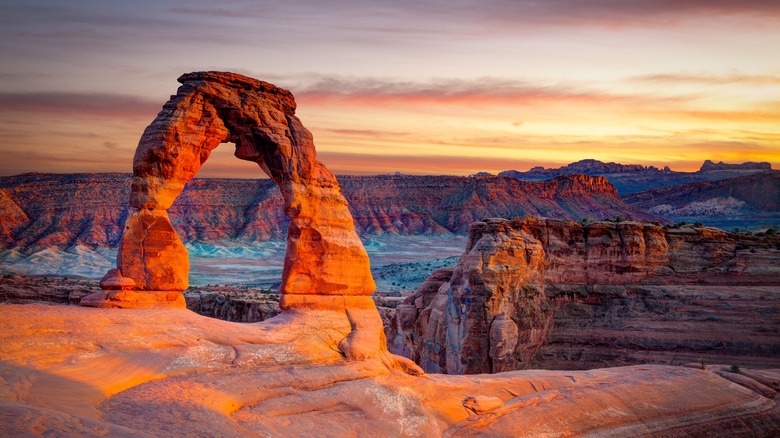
[83,71,376,310]
[131,71,316,211]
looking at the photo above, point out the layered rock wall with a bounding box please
[0,172,663,250]
[388,217,780,374]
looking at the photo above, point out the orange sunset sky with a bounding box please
[1,0,779,178]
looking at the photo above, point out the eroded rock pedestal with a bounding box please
[80,72,383,359]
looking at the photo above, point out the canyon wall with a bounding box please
[0,172,662,250]
[624,172,780,224]
[387,217,780,374]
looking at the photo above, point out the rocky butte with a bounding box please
[388,217,780,374]
[1,72,779,436]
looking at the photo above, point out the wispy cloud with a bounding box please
[629,72,780,86]
[317,151,542,175]
[295,76,688,108]
[0,92,160,119]
[167,0,780,30]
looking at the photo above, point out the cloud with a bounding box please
[0,92,161,119]
[629,72,780,86]
[636,108,780,124]
[167,1,780,30]
[295,76,685,108]
[317,151,542,175]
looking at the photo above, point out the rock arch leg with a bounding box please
[80,72,388,360]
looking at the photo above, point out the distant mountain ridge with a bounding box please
[0,172,662,250]
[623,172,780,230]
[499,159,774,194]
[699,160,772,172]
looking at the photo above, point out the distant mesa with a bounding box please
[499,158,665,178]
[699,159,772,172]
[499,158,775,194]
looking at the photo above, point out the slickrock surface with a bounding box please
[388,217,780,374]
[1,303,778,437]
[0,172,662,250]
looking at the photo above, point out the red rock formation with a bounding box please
[390,217,780,374]
[78,72,390,360]
[80,72,374,308]
[0,190,29,247]
[0,172,663,250]
[340,173,663,234]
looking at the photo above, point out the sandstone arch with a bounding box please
[81,72,384,357]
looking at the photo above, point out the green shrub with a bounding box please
[730,365,741,374]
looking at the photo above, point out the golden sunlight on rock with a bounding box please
[2,304,779,437]
[2,73,778,437]
[80,72,380,358]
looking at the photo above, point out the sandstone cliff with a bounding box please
[0,172,661,250]
[388,217,780,374]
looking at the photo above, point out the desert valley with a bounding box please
[0,71,778,437]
